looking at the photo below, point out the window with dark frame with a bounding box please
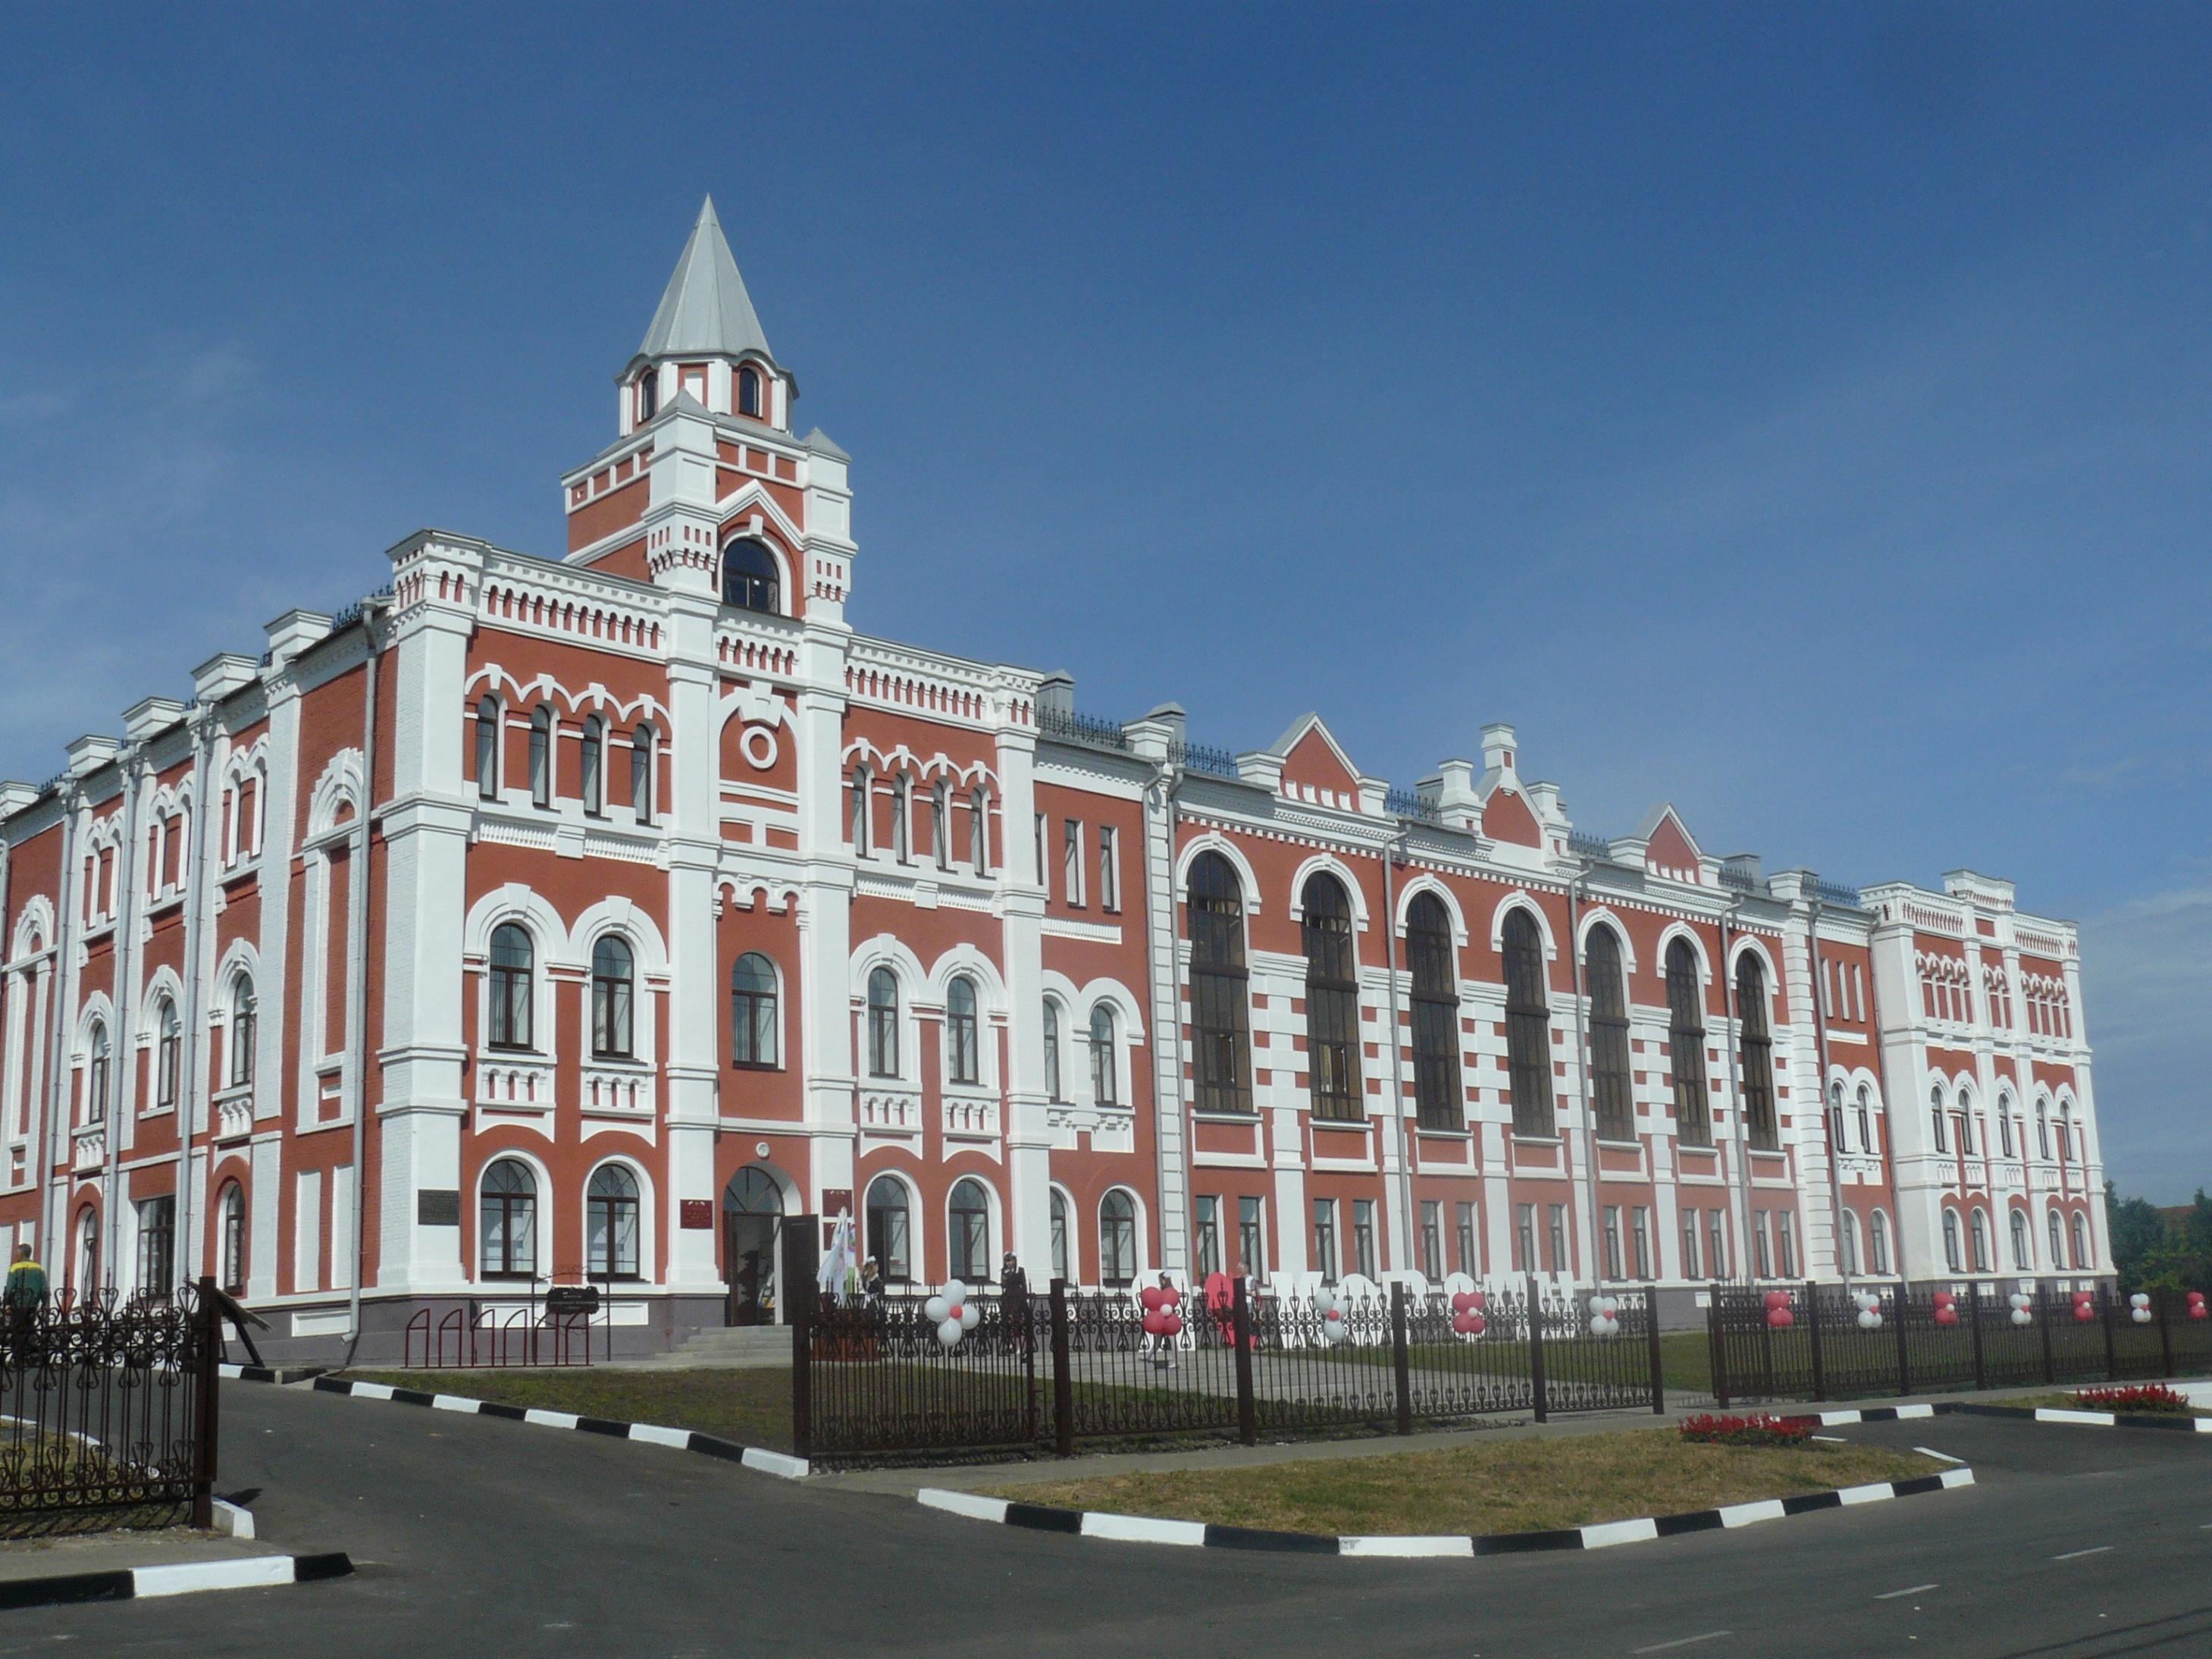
[721,538,779,613]
[1099,1190,1136,1287]
[230,977,257,1087]
[475,697,500,799]
[155,1000,180,1109]
[1237,1195,1264,1275]
[580,717,604,814]
[587,1165,641,1278]
[136,1196,175,1300]
[591,936,634,1059]
[488,923,534,1050]
[1098,825,1119,911]
[1407,893,1464,1131]
[866,967,900,1077]
[1585,926,1633,1142]
[1502,909,1556,1137]
[866,1174,911,1284]
[1311,1198,1338,1283]
[481,1158,537,1278]
[731,952,779,1068]
[949,1178,990,1281]
[631,725,654,823]
[1050,1189,1070,1283]
[637,371,658,422]
[1735,957,1777,1149]
[1455,1201,1477,1275]
[220,1184,246,1295]
[1665,939,1711,1146]
[738,365,763,418]
[1421,1200,1443,1280]
[1547,1203,1567,1274]
[86,1023,109,1124]
[1187,852,1254,1114]
[1301,873,1363,1122]
[529,707,552,808]
[1195,1195,1221,1278]
[946,976,980,1085]
[1042,999,1063,1101]
[1089,1004,1117,1105]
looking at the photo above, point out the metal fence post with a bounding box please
[1391,1283,1414,1436]
[1968,1281,1987,1391]
[1892,1283,1913,1397]
[1646,1290,1666,1415]
[1527,1275,1549,1425]
[1231,1275,1258,1447]
[192,1276,220,1530]
[1051,1279,1074,1457]
[2101,1282,2119,1381]
[2158,1286,2176,1378]
[1804,1278,1825,1403]
[1708,1284,1731,1410]
[2038,1281,2055,1385]
[783,1218,817,1461]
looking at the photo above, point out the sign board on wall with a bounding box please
[679,1199,714,1230]
[417,1190,461,1227]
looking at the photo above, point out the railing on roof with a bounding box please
[1809,877,1862,908]
[1170,739,1240,779]
[1036,705,1132,752]
[1718,865,1762,893]
[1383,786,1442,824]
[1566,830,1611,861]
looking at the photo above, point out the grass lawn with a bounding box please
[985,1428,1940,1536]
[345,1368,796,1450]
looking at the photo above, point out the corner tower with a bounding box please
[560,197,854,624]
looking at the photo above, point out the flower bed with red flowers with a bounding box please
[1678,1413,1818,1447]
[2072,1385,2191,1415]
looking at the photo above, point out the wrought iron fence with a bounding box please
[402,1300,600,1369]
[0,1280,219,1533]
[1708,1281,2207,1406]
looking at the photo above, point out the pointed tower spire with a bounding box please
[638,196,775,365]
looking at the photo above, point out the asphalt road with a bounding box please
[6,1387,2210,1657]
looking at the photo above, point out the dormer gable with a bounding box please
[1271,713,1363,810]
[1634,803,1706,885]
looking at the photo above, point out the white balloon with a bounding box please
[959,1302,980,1331]
[942,1279,967,1305]
[1603,1297,1620,1318]
[1313,1289,1337,1318]
[2130,1293,2151,1309]
[923,1296,949,1323]
[2009,1293,2031,1311]
[2010,1309,2032,1327]
[935,1318,963,1347]
[1589,1295,1607,1316]
[1856,1310,1879,1331]
[2132,1308,2153,1325]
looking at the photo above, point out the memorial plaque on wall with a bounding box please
[679,1199,713,1230]
[417,1189,462,1227]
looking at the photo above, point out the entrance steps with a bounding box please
[621,1324,791,1370]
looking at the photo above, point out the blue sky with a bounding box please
[2,6,2206,1197]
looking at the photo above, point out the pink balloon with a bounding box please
[1142,1310,1170,1336]
[1161,1314,1184,1338]
[2192,1306,2209,1322]
[1766,1308,1794,1329]
[2074,1302,2097,1322]
[1933,1306,1958,1327]
[1139,1287,1165,1312]
[1451,1291,1477,1315]
[1932,1291,1955,1308]
[1453,1311,1487,1337]
[1763,1291,1789,1311]
[1468,1290,1486,1311]
[1161,1286,1182,1308]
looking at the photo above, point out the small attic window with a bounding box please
[738,365,763,418]
[637,372,659,422]
[722,537,779,614]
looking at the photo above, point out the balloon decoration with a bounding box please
[1450,1288,1487,1339]
[2189,1290,2208,1322]
[1312,1286,1349,1345]
[2008,1291,2034,1328]
[1762,1288,1794,1331]
[1587,1294,1621,1338]
[922,1280,981,1349]
[2129,1291,2153,1326]
[1853,1290,1884,1331]
[1932,1290,1959,1328]
[2072,1291,2098,1324]
[1140,1283,1186,1339]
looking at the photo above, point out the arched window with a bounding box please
[2010,1208,2031,1272]
[1931,1087,1948,1153]
[481,1159,537,1279]
[1301,874,1361,1122]
[1042,1000,1063,1102]
[580,716,605,814]
[637,369,658,422]
[2035,1105,2051,1161]
[931,779,951,870]
[1089,1004,1117,1107]
[155,999,181,1110]
[1665,940,1709,1146]
[1856,1086,1874,1155]
[1839,1209,1860,1275]
[731,953,778,1068]
[865,1175,911,1284]
[488,924,534,1049]
[890,776,910,863]
[475,696,500,800]
[866,967,899,1077]
[1186,852,1252,1114]
[1998,1102,2015,1158]
[1501,909,1555,1138]
[75,1206,99,1296]
[229,977,257,1087]
[721,538,779,613]
[591,936,634,1059]
[949,1178,991,1283]
[738,365,763,418]
[1942,1209,1963,1275]
[219,1183,246,1295]
[1829,1081,1849,1153]
[1735,955,1778,1151]
[1406,893,1463,1131]
[946,976,980,1085]
[2048,1207,2064,1269]
[1049,1188,1070,1283]
[1099,1190,1137,1287]
[528,707,553,808]
[970,787,992,876]
[1969,1208,1991,1273]
[2070,1212,2090,1271]
[587,1165,641,1279]
[2059,1106,2075,1162]
[1870,1209,1891,1276]
[631,725,655,823]
[1585,927,1632,1142]
[848,767,870,854]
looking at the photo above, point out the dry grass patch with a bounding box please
[988,1429,1941,1536]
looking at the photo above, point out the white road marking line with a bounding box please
[1913,1446,1966,1465]
[2051,1545,2113,1562]
[1875,1583,1939,1600]
[1631,1632,1731,1654]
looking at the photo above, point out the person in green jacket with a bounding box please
[4,1244,47,1315]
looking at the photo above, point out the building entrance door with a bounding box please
[723,1166,784,1325]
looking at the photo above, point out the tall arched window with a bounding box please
[636,369,658,422]
[591,936,634,1059]
[587,1165,641,1279]
[488,924,534,1049]
[1089,1005,1117,1107]
[1406,893,1462,1131]
[2010,1208,2031,1272]
[1930,1086,1948,1153]
[1049,1188,1070,1283]
[230,976,257,1087]
[1735,955,1778,1151]
[579,716,605,814]
[1829,1081,1849,1153]
[1042,999,1063,1102]
[1501,909,1555,1139]
[528,707,553,808]
[1969,1207,1991,1273]
[2036,1104,2051,1160]
[2048,1206,2064,1269]
[738,365,763,418]
[949,1178,990,1282]
[2071,1212,2090,1270]
[731,953,778,1068]
[866,1175,911,1284]
[1186,852,1252,1114]
[475,696,500,800]
[946,976,980,1085]
[481,1159,537,1279]
[84,1021,111,1124]
[721,538,779,613]
[1584,927,1632,1142]
[1099,1190,1136,1287]
[1665,940,1709,1146]
[1839,1209,1860,1275]
[931,779,951,870]
[1942,1209,1963,1275]
[631,725,655,823]
[1998,1099,2016,1158]
[75,1206,99,1295]
[1301,874,1361,1122]
[1871,1209,1891,1275]
[866,967,899,1077]
[1856,1085,1874,1155]
[848,767,871,853]
[970,787,992,875]
[2060,1106,2076,1162]
[155,999,181,1109]
[219,1182,246,1295]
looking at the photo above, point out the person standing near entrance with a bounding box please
[5,1244,47,1357]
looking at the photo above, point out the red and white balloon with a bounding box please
[1853,1290,1884,1331]
[1450,1289,1487,1339]
[1932,1291,1959,1328]
[1762,1289,1794,1330]
[2129,1292,2153,1325]
[2007,1291,2033,1328]
[1140,1283,1186,1340]
[922,1281,981,1349]
[2189,1290,2208,1322]
[1587,1294,1621,1338]
[1312,1286,1349,1345]
[2073,1291,2098,1324]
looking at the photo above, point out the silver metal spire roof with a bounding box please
[637,196,775,365]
